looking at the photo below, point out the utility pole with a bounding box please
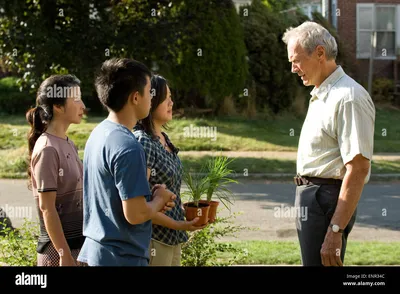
[368,31,376,96]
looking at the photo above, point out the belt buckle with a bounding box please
[294,175,302,186]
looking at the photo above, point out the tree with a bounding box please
[239,0,307,114]
[0,0,118,113]
[165,0,248,112]
[0,0,248,115]
[262,0,299,12]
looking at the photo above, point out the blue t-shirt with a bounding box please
[77,119,152,266]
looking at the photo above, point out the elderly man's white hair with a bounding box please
[282,21,338,60]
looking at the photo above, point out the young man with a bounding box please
[282,21,375,266]
[77,58,176,266]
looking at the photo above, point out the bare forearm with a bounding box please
[42,208,71,257]
[134,197,165,223]
[331,169,368,229]
[152,212,180,230]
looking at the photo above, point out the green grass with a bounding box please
[373,107,400,152]
[0,114,302,152]
[165,116,301,151]
[180,155,400,175]
[180,155,296,174]
[1,106,399,152]
[0,115,103,151]
[217,240,400,265]
[0,106,399,179]
[1,147,398,179]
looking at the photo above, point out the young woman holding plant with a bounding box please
[133,74,206,266]
[26,74,86,266]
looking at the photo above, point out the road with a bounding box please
[1,178,399,242]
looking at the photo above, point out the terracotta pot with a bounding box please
[207,201,219,223]
[184,202,210,226]
[198,200,219,223]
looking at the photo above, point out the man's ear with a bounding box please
[316,45,325,60]
[130,91,139,105]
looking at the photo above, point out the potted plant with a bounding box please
[201,156,237,223]
[182,167,210,227]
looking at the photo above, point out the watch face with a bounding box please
[332,225,339,232]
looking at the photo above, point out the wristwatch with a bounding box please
[330,224,344,233]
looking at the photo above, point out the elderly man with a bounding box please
[282,21,375,266]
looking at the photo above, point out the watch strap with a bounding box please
[330,224,344,233]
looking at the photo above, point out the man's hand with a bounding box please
[320,154,370,266]
[151,184,165,198]
[178,217,208,231]
[152,184,176,213]
[320,228,343,266]
[160,199,176,214]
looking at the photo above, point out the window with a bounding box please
[300,5,310,18]
[357,4,396,59]
[311,4,321,14]
[331,0,337,29]
[301,3,321,19]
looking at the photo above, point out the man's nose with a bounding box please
[291,64,298,73]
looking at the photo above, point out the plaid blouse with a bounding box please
[133,124,188,246]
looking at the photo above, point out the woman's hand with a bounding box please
[59,253,77,266]
[178,218,208,231]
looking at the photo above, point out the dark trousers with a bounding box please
[294,183,357,266]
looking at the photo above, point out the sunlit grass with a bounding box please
[218,240,400,265]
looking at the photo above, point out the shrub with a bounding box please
[0,77,35,115]
[239,0,305,115]
[166,0,248,112]
[0,212,251,267]
[372,78,394,104]
[0,218,39,266]
[181,212,250,266]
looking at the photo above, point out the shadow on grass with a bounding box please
[1,105,400,152]
[180,156,296,174]
[168,115,303,151]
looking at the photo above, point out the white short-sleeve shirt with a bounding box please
[297,65,376,183]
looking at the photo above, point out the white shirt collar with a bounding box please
[310,65,345,102]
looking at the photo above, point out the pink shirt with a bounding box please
[30,132,84,253]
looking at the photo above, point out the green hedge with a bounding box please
[0,76,107,116]
[0,77,36,115]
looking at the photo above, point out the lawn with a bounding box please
[2,238,397,266]
[1,106,399,153]
[1,146,399,179]
[180,155,400,175]
[0,106,399,179]
[218,240,400,265]
[0,114,302,152]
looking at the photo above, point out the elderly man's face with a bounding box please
[287,38,320,87]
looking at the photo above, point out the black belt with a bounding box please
[294,175,342,186]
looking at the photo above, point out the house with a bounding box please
[277,0,322,17]
[233,0,322,16]
[298,0,323,18]
[322,0,400,99]
[232,0,252,12]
